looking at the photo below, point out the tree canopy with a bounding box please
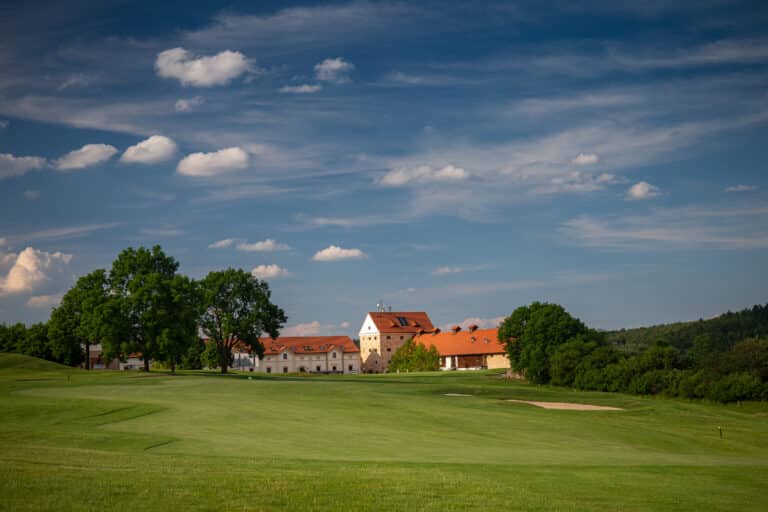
[199,268,287,373]
[387,338,440,373]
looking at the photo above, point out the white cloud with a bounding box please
[626,181,660,200]
[531,171,622,195]
[340,321,350,329]
[378,164,468,187]
[572,153,600,165]
[443,316,505,330]
[0,247,72,296]
[725,184,758,192]
[0,153,46,179]
[55,144,118,170]
[208,238,236,249]
[23,190,40,200]
[432,264,488,276]
[237,239,290,252]
[155,48,251,87]
[315,57,354,83]
[561,207,768,250]
[140,227,184,237]
[251,264,290,279]
[120,135,177,164]
[176,147,249,177]
[175,96,204,112]
[58,74,90,90]
[26,294,63,309]
[279,84,322,93]
[312,245,367,261]
[281,321,323,336]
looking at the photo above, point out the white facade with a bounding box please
[259,348,360,375]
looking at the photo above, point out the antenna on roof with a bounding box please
[377,300,385,312]
[388,306,392,312]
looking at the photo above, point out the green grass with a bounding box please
[1,353,766,511]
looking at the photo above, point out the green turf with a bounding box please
[1,353,766,511]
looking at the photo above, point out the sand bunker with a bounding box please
[506,399,622,411]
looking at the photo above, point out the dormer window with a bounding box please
[397,316,408,326]
[332,352,337,359]
[282,353,288,360]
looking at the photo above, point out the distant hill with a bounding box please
[607,304,768,353]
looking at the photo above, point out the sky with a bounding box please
[1,0,767,336]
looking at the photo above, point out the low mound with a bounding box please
[0,353,73,373]
[506,399,623,411]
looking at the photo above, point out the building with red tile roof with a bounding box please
[413,325,510,370]
[358,311,436,372]
[258,336,360,374]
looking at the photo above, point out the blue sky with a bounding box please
[1,0,767,335]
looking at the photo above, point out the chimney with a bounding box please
[468,324,479,332]
[451,325,462,334]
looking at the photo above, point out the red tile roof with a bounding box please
[367,312,434,333]
[260,336,360,355]
[413,328,505,356]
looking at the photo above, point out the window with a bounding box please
[400,336,404,340]
[332,366,337,372]
[332,352,337,359]
[348,365,353,372]
[282,353,288,360]
[387,335,391,340]
[397,316,408,326]
[316,365,321,372]
[386,348,391,352]
[283,367,288,373]
[266,367,272,374]
[299,366,305,372]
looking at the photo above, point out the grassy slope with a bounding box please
[1,354,766,511]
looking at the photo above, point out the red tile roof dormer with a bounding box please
[367,311,434,334]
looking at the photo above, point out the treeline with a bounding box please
[607,304,768,353]
[0,246,286,373]
[499,302,768,403]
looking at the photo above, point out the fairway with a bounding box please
[1,354,767,511]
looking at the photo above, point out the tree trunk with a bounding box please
[85,341,90,370]
[144,355,150,372]
[171,361,176,374]
[219,343,229,373]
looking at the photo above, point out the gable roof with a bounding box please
[260,336,360,355]
[413,328,505,356]
[367,312,435,333]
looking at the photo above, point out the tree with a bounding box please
[102,246,181,371]
[498,302,589,384]
[22,323,53,360]
[387,338,440,372]
[199,269,286,373]
[0,323,27,354]
[48,269,109,368]
[155,275,200,373]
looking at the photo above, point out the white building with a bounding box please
[258,336,361,374]
[358,311,435,373]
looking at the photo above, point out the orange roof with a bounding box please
[413,328,505,356]
[260,336,360,355]
[368,311,434,333]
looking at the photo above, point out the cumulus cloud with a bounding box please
[155,47,251,87]
[55,144,118,170]
[26,294,63,309]
[443,316,505,330]
[0,153,46,179]
[279,84,322,94]
[251,264,290,279]
[626,181,660,200]
[0,247,72,296]
[378,164,468,187]
[237,239,290,252]
[281,321,323,336]
[120,135,177,164]
[725,184,758,192]
[208,238,236,249]
[312,245,367,261]
[315,57,354,83]
[175,96,204,112]
[176,147,249,176]
[572,153,600,165]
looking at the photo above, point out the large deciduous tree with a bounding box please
[48,269,109,368]
[199,269,286,373]
[102,246,181,371]
[498,302,589,384]
[156,275,200,373]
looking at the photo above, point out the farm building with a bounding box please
[259,336,360,374]
[413,325,510,370]
[359,310,436,372]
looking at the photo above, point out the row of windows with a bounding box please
[265,365,355,373]
[280,352,338,360]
